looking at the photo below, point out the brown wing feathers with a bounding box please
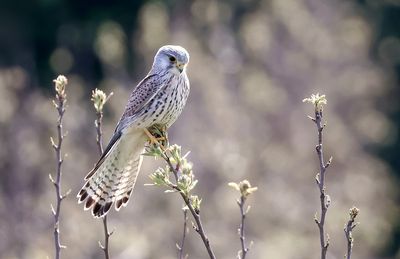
[77,72,166,217]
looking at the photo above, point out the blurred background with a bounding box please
[0,0,399,258]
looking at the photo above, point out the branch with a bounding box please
[315,110,330,259]
[50,75,69,259]
[344,207,359,259]
[229,180,257,259]
[92,89,114,259]
[166,154,216,259]
[238,196,248,259]
[304,93,331,259]
[177,208,188,259]
[145,139,216,259]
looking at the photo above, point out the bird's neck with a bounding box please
[149,67,182,78]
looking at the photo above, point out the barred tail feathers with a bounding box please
[77,129,147,217]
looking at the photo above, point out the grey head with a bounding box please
[151,45,190,75]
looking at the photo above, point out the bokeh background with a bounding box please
[0,0,399,258]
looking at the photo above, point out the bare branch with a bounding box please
[229,180,257,259]
[314,109,331,259]
[304,93,331,259]
[177,208,188,259]
[238,196,248,259]
[344,207,360,259]
[50,75,68,259]
[92,90,114,259]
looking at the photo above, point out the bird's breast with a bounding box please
[137,74,190,128]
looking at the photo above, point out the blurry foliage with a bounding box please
[0,0,145,88]
[360,2,400,256]
[0,0,400,258]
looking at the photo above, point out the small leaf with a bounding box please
[190,195,202,211]
[49,174,55,184]
[246,205,251,214]
[50,203,56,215]
[50,137,57,148]
[228,182,240,191]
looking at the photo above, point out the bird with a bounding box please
[77,45,190,217]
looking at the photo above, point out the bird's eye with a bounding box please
[169,56,176,62]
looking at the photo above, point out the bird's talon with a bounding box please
[144,128,167,151]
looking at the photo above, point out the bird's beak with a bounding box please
[177,62,185,73]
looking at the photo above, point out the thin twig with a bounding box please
[95,110,104,156]
[161,151,216,259]
[177,209,188,259]
[228,180,256,259]
[50,76,69,259]
[344,207,359,259]
[312,109,331,259]
[95,107,113,259]
[344,221,354,259]
[238,196,248,259]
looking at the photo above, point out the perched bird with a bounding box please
[77,45,190,217]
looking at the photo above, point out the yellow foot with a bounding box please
[144,128,167,151]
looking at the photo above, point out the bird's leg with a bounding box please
[149,125,169,145]
[160,125,169,146]
[144,128,166,151]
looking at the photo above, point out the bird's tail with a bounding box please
[77,129,147,217]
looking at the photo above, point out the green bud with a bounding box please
[169,144,182,162]
[53,75,68,99]
[302,93,327,112]
[349,206,359,220]
[190,195,202,212]
[149,167,170,186]
[229,179,258,198]
[143,145,163,157]
[91,88,108,112]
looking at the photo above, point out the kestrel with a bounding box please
[77,45,190,217]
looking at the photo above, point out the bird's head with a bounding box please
[152,45,190,75]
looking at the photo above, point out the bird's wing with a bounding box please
[114,73,169,133]
[85,74,166,180]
